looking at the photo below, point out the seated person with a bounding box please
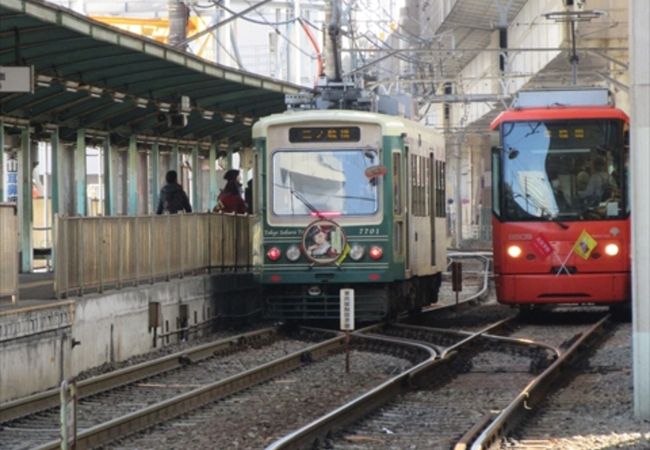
[578,157,615,207]
[551,176,571,211]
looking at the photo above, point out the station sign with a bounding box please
[340,288,355,331]
[0,66,34,93]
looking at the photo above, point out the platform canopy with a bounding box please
[0,0,304,147]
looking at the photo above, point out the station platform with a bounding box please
[0,273,56,311]
[0,271,261,403]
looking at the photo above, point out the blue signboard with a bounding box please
[6,155,17,203]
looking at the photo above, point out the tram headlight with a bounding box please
[286,245,301,261]
[349,244,365,261]
[507,245,522,258]
[266,247,282,261]
[605,243,620,256]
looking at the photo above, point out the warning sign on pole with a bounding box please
[340,288,355,331]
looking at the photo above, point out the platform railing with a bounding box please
[0,204,19,303]
[54,213,252,298]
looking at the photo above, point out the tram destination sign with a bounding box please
[0,66,34,93]
[289,126,360,143]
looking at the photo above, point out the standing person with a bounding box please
[156,170,192,214]
[245,178,253,214]
[214,169,247,214]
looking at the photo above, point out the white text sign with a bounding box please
[340,288,355,331]
[0,66,33,93]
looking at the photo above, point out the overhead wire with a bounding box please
[213,0,318,60]
[185,1,244,68]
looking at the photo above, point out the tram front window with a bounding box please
[500,120,626,221]
[272,148,380,217]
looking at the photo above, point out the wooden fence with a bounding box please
[0,204,18,303]
[54,213,252,298]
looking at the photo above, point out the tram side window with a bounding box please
[435,160,447,218]
[393,152,402,214]
[411,155,428,217]
[491,149,500,217]
[410,155,416,215]
[420,156,431,217]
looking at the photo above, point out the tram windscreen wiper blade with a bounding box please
[550,217,570,230]
[290,187,325,220]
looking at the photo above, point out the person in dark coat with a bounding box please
[156,170,192,214]
[245,178,253,214]
[214,169,247,214]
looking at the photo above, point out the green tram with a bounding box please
[251,109,447,321]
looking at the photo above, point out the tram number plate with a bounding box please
[340,289,355,331]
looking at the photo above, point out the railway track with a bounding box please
[1,326,336,449]
[497,322,637,450]
[265,311,612,450]
[0,252,495,450]
[0,326,434,450]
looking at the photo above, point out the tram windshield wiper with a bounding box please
[289,187,326,220]
[540,211,569,229]
[547,216,570,229]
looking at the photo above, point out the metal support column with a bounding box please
[127,136,138,215]
[138,150,149,214]
[152,143,160,212]
[51,127,62,218]
[453,138,463,247]
[49,128,61,270]
[0,120,4,202]
[171,144,180,173]
[631,0,650,419]
[103,139,115,216]
[75,129,87,216]
[191,144,199,210]
[209,142,217,210]
[19,127,32,272]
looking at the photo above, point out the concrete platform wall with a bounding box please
[0,303,73,402]
[0,273,259,403]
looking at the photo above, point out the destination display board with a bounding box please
[289,126,361,143]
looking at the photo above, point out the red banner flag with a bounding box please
[531,233,553,258]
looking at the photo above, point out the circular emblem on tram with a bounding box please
[302,219,347,265]
[610,227,620,237]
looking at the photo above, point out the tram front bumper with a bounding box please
[496,272,630,305]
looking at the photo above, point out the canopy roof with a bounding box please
[0,0,304,147]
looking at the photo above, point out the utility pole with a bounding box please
[168,0,190,50]
[291,0,302,85]
[323,0,343,81]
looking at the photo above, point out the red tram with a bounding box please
[490,88,630,313]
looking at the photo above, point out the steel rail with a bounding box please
[264,334,439,450]
[467,314,611,450]
[265,314,546,450]
[0,326,280,423]
[393,322,560,361]
[33,333,346,450]
[33,331,430,450]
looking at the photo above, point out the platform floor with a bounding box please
[0,272,56,313]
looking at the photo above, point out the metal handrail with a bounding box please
[54,212,252,298]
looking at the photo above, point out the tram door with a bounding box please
[429,152,436,266]
[403,145,410,274]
